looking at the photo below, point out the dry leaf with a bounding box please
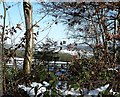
[16,24,22,30]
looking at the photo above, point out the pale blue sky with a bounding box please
[0,2,73,45]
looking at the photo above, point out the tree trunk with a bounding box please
[1,2,6,95]
[23,0,33,75]
[0,63,3,96]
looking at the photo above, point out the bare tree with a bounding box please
[39,2,120,93]
[23,0,33,75]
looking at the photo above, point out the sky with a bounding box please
[0,1,74,46]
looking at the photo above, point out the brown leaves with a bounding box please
[113,34,120,40]
[4,36,10,41]
[106,33,112,41]
[94,44,103,49]
[106,33,120,41]
[16,24,22,30]
[99,3,107,9]
[15,43,25,49]
[95,8,100,14]
[95,3,106,14]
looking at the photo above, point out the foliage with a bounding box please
[40,2,120,63]
[58,52,72,62]
[34,38,60,62]
[39,2,120,94]
[1,2,120,96]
